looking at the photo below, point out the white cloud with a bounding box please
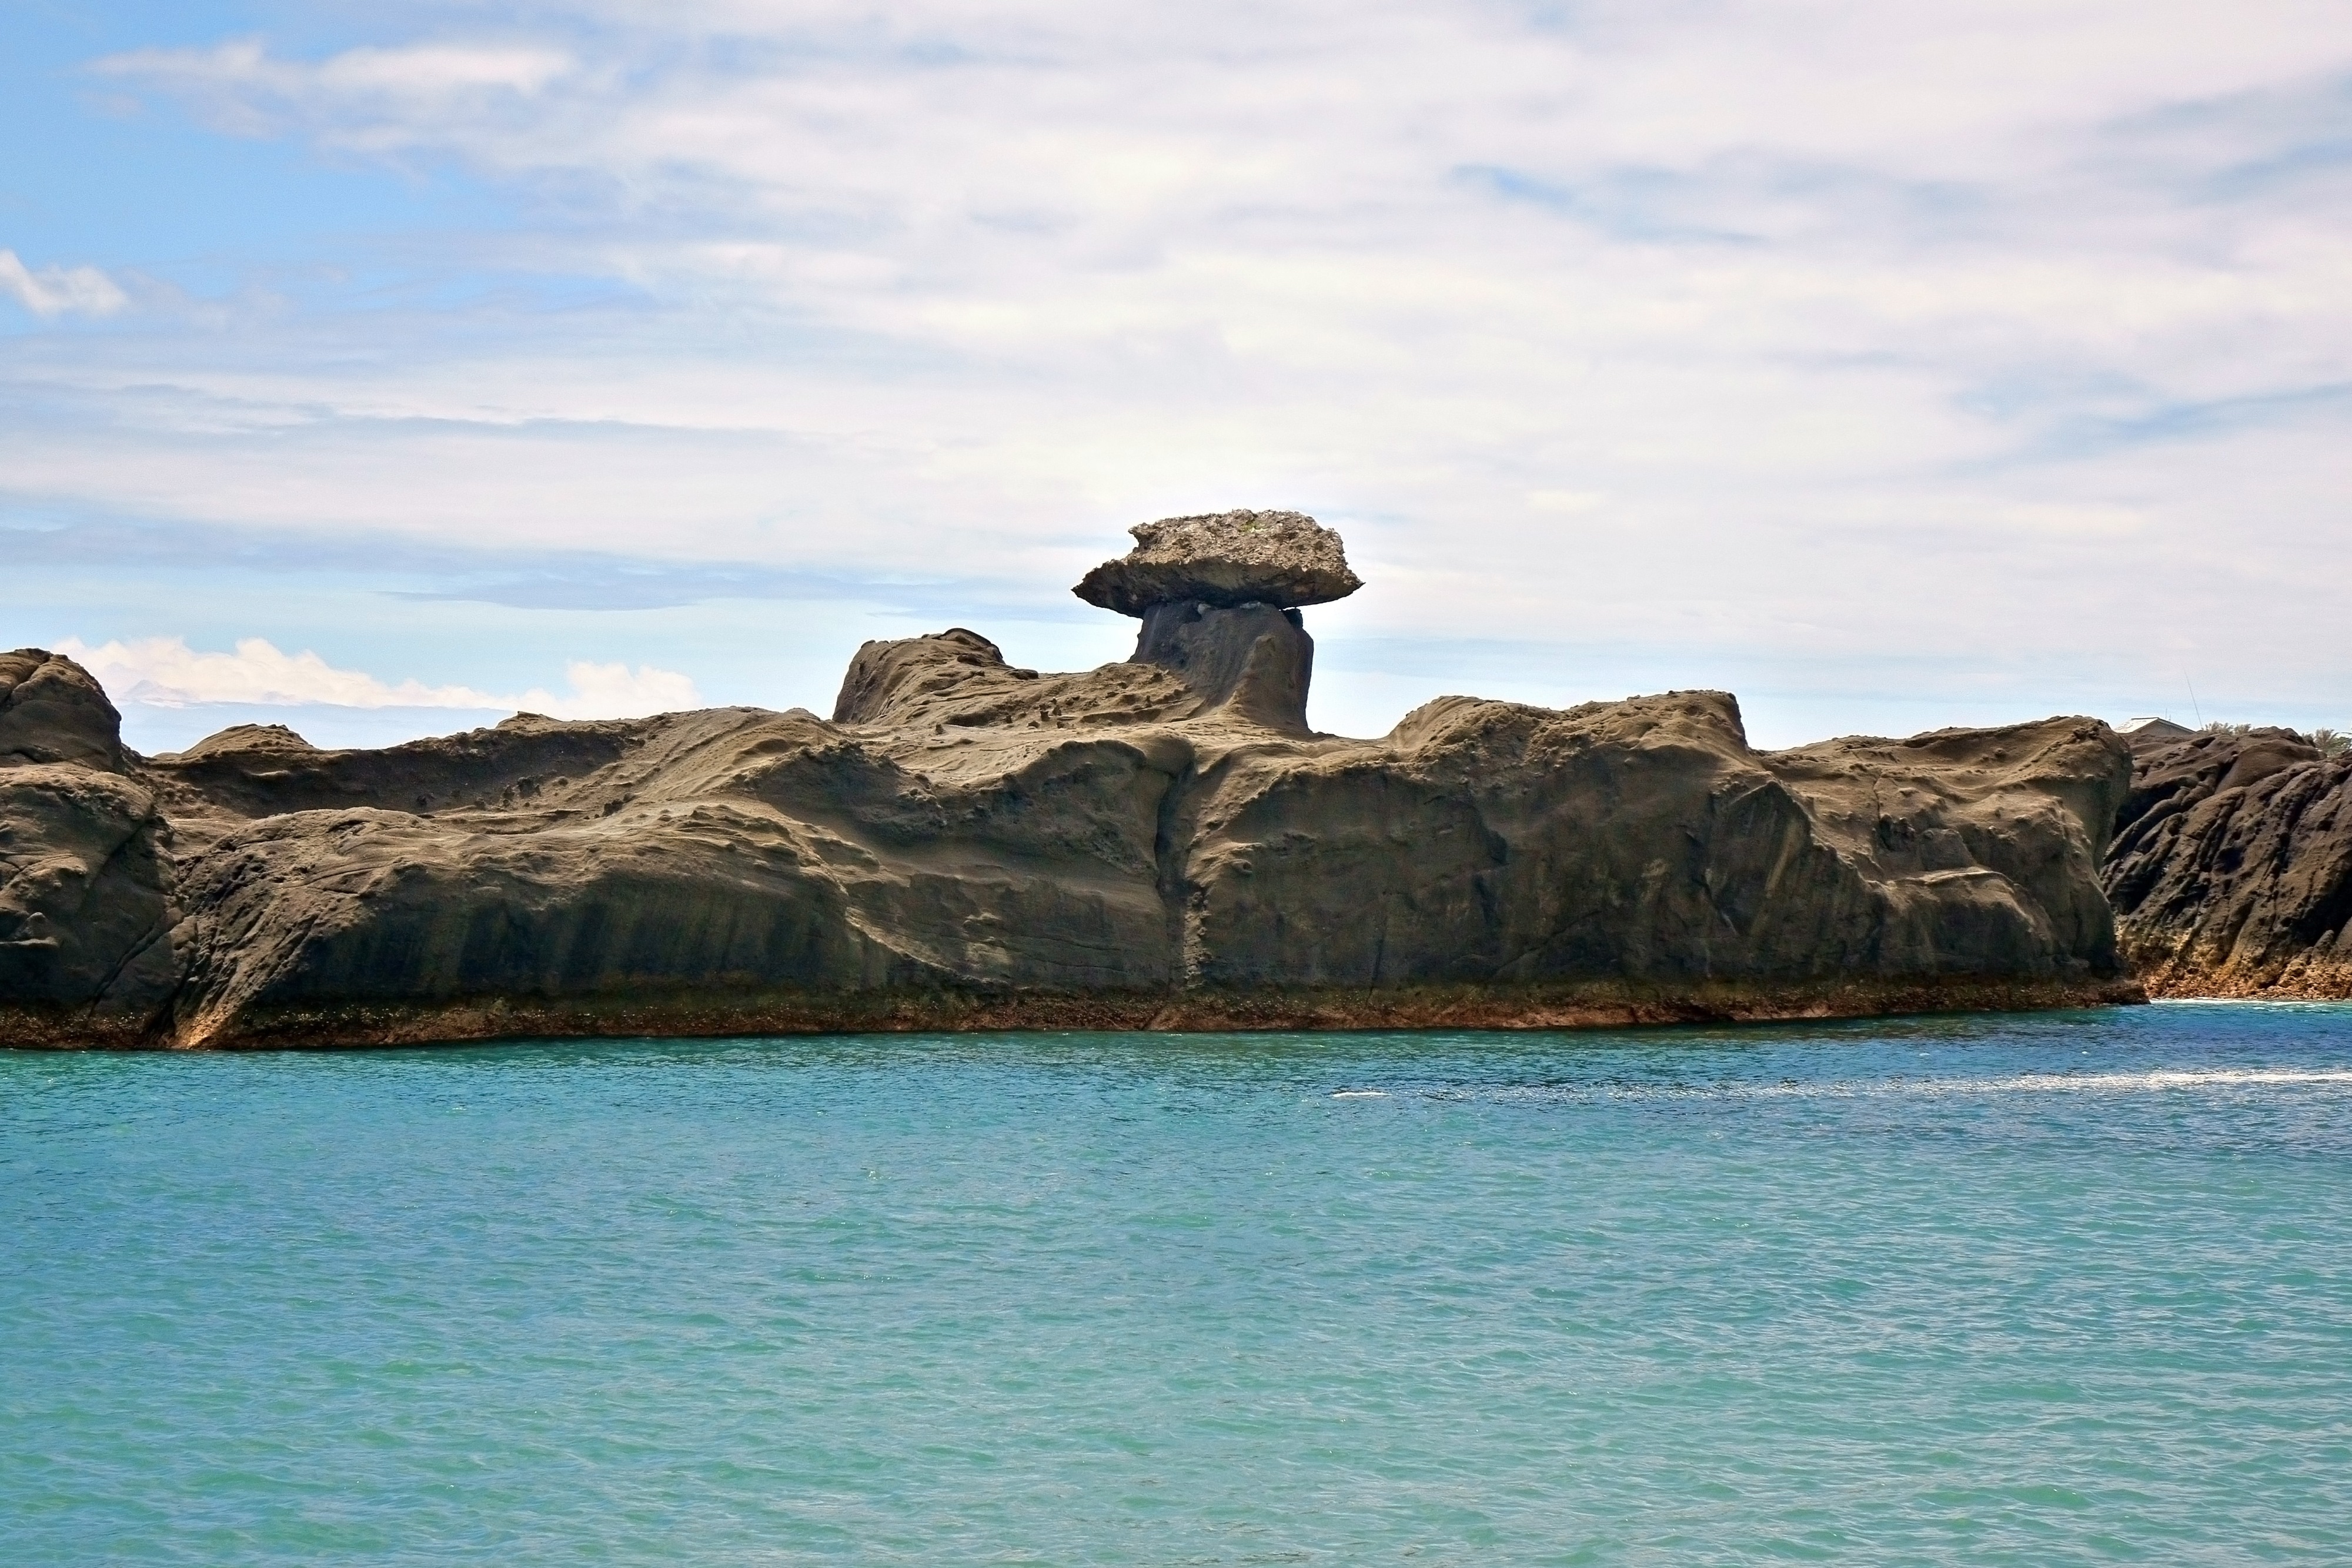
[10,0,2349,734]
[55,636,700,720]
[0,249,128,317]
[536,658,701,718]
[1526,492,1608,516]
[92,38,574,141]
[312,43,573,96]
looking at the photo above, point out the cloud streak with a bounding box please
[57,636,699,720]
[0,250,128,318]
[91,38,576,144]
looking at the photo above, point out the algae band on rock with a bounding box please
[1,510,2145,1049]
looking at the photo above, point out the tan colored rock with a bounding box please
[1073,510,1362,616]
[1,647,125,771]
[0,628,2137,1048]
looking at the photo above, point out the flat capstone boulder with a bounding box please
[1073,510,1362,617]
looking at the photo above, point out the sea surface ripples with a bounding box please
[5,1001,2350,1563]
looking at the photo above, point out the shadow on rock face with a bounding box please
[2104,727,2352,997]
[1133,602,1314,734]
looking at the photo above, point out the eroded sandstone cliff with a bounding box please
[1,514,2141,1048]
[2104,727,2352,997]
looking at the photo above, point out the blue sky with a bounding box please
[5,0,2349,751]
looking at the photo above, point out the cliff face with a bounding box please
[0,653,179,1044]
[0,503,2146,1048]
[1,634,2136,1049]
[2103,728,2352,997]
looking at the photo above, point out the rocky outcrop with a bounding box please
[1,519,2146,1049]
[2103,728,2352,997]
[0,650,176,1045]
[2,647,126,770]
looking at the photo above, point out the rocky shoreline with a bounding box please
[0,976,2150,1053]
[23,508,2335,1052]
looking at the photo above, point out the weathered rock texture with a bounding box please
[2,648,126,770]
[2103,728,2352,997]
[1073,510,1362,616]
[0,651,176,1045]
[1,620,2138,1048]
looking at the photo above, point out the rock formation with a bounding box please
[1068,508,1358,734]
[1073,509,1361,616]
[0,650,178,1044]
[2103,727,2352,997]
[1,511,2143,1049]
[1,647,126,770]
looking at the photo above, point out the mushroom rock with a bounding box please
[1075,510,1359,735]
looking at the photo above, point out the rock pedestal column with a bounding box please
[1132,602,1314,733]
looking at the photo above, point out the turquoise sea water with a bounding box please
[5,1004,2351,1564]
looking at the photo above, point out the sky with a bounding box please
[4,0,2348,753]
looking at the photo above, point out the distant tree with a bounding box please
[2312,728,2350,758]
[2199,721,2253,737]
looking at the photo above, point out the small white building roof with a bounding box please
[2117,716,2193,740]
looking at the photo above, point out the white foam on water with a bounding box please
[1329,1089,1390,1099]
[2150,997,2352,1008]
[1966,1068,2352,1093]
[1460,1067,2352,1105]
